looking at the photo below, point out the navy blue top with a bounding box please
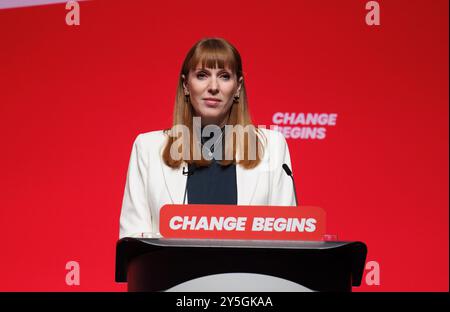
[187,127,237,205]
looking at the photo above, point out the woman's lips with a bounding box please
[204,99,221,107]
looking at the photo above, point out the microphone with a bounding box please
[282,163,299,206]
[182,166,195,176]
[182,164,196,204]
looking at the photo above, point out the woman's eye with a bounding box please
[196,72,230,80]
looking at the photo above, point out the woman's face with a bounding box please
[183,64,243,127]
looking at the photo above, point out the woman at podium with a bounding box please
[119,38,296,239]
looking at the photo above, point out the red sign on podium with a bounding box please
[160,204,326,241]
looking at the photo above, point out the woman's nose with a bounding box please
[208,77,219,94]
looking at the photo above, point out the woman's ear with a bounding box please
[236,76,244,95]
[181,74,189,94]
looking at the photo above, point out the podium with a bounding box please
[115,238,367,292]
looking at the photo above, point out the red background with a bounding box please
[0,0,448,291]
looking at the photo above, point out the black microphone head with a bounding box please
[183,164,197,176]
[282,163,292,176]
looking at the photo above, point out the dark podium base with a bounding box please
[116,238,367,292]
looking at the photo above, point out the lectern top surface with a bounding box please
[125,238,353,250]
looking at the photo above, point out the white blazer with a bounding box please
[119,128,296,239]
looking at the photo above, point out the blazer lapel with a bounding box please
[236,164,260,205]
[235,137,261,205]
[161,162,187,205]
